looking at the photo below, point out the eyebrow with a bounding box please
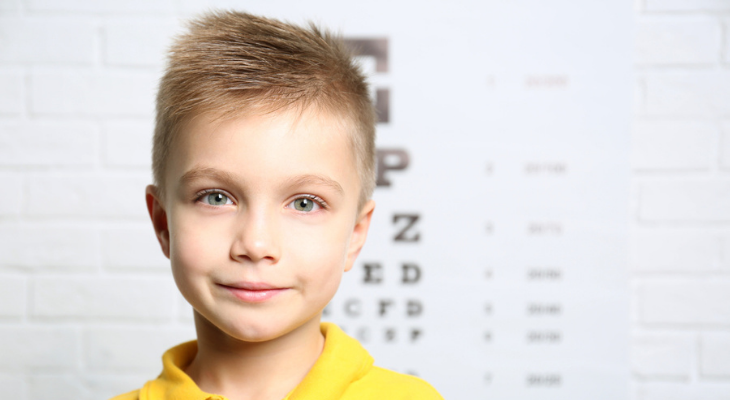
[285,174,344,195]
[179,167,239,188]
[179,167,344,195]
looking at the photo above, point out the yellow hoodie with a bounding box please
[111,323,443,400]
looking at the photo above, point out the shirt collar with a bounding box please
[140,323,373,400]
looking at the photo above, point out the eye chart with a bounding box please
[235,1,630,398]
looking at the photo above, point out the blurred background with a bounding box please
[0,0,728,399]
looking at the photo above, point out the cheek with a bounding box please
[284,218,352,287]
[169,212,227,284]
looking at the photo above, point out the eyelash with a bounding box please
[194,189,236,206]
[291,194,329,211]
[193,189,329,210]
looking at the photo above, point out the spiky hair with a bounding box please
[152,10,376,207]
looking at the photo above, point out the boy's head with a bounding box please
[145,10,377,343]
[152,10,376,209]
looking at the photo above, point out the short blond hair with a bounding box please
[153,10,376,207]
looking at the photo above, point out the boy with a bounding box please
[111,10,443,400]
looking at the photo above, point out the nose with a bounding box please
[230,205,280,264]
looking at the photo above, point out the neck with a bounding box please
[185,312,325,400]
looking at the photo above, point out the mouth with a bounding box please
[217,282,290,303]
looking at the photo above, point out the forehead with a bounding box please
[166,107,360,195]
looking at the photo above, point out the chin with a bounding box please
[228,326,281,343]
[218,316,302,343]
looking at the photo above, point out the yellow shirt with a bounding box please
[111,323,443,400]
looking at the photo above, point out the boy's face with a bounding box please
[146,107,374,342]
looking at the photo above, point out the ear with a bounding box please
[145,185,171,259]
[344,199,375,272]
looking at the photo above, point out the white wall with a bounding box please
[0,0,728,399]
[631,1,730,398]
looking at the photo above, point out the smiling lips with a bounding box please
[219,282,289,303]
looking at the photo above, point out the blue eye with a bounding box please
[293,198,314,212]
[289,196,325,212]
[201,192,233,206]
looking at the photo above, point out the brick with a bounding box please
[635,18,720,65]
[639,280,730,325]
[0,0,20,12]
[636,382,730,400]
[0,70,23,114]
[0,374,26,399]
[0,173,21,216]
[631,333,693,378]
[634,77,644,116]
[639,179,730,222]
[0,17,94,65]
[644,71,730,117]
[0,326,78,368]
[27,375,149,400]
[32,276,176,320]
[27,374,150,400]
[103,120,153,167]
[0,121,97,166]
[30,70,156,117]
[725,20,730,65]
[102,227,169,271]
[85,326,194,371]
[631,228,723,272]
[646,0,730,12]
[0,226,99,271]
[720,122,730,169]
[104,19,179,66]
[723,237,730,268]
[26,174,150,218]
[176,291,194,322]
[27,0,174,13]
[29,375,88,400]
[632,120,714,171]
[701,332,730,377]
[178,0,242,13]
[631,280,642,323]
[82,375,149,400]
[0,275,25,317]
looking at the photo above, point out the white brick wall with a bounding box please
[633,1,730,397]
[631,333,693,379]
[700,333,730,378]
[85,326,195,372]
[636,382,730,400]
[26,0,175,14]
[0,173,22,216]
[102,120,154,168]
[632,121,715,171]
[644,71,730,117]
[638,280,730,325]
[630,228,725,272]
[0,275,26,317]
[28,375,90,400]
[103,19,180,67]
[30,70,157,117]
[639,179,730,222]
[32,277,177,319]
[0,225,100,271]
[0,70,24,115]
[0,327,78,368]
[0,17,95,65]
[0,375,26,399]
[25,174,150,218]
[645,0,730,12]
[635,17,720,66]
[101,227,168,271]
[0,121,97,166]
[0,1,727,399]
